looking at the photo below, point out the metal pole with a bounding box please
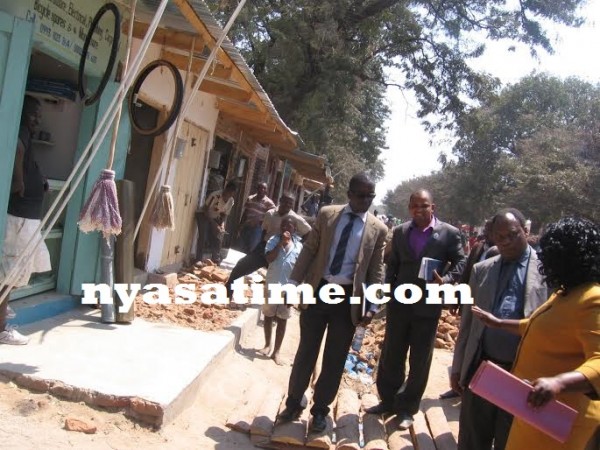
[100,236,116,323]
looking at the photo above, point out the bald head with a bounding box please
[491,208,529,261]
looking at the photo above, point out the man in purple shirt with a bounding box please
[366,189,466,429]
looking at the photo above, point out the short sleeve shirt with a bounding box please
[264,235,303,285]
[262,209,312,241]
[243,194,276,226]
[203,190,234,220]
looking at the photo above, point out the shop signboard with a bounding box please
[0,0,118,77]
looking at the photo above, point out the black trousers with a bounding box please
[375,302,439,415]
[458,386,513,450]
[224,240,267,297]
[285,281,356,416]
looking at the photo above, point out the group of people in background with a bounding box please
[4,90,596,448]
[195,171,598,448]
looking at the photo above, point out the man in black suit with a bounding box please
[367,189,466,429]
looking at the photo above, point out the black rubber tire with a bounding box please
[128,59,184,137]
[78,2,121,106]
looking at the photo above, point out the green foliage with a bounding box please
[383,74,600,229]
[205,0,586,199]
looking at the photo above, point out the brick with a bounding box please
[93,393,130,408]
[211,269,230,283]
[64,417,97,434]
[130,398,163,417]
[199,266,216,279]
[50,383,77,400]
[147,272,179,289]
[14,375,50,392]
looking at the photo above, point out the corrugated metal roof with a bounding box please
[134,0,299,144]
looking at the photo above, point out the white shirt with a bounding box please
[324,205,367,284]
[261,209,312,241]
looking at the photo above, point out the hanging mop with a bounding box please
[137,0,249,236]
[78,0,137,239]
[0,0,170,310]
[149,45,195,230]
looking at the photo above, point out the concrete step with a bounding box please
[8,291,79,327]
[0,304,260,428]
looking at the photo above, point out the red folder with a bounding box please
[469,360,578,443]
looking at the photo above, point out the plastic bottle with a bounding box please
[351,326,366,352]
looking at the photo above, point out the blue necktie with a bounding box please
[329,213,357,275]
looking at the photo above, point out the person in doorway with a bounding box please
[0,95,51,345]
[195,181,237,265]
[276,173,388,433]
[259,216,303,365]
[451,208,547,450]
[235,182,275,253]
[367,189,466,430]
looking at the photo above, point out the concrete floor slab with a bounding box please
[0,306,259,427]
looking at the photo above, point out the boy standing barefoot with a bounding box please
[259,217,302,365]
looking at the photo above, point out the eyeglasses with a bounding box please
[494,229,523,244]
[350,191,376,200]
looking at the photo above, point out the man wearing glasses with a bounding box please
[367,189,466,429]
[451,208,547,450]
[276,172,388,434]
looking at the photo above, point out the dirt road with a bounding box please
[0,309,459,449]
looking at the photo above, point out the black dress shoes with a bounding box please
[439,388,460,399]
[276,406,302,424]
[310,413,327,433]
[364,402,393,414]
[397,412,414,430]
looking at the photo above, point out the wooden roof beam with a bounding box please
[241,127,296,151]
[217,99,270,123]
[218,100,299,148]
[172,0,232,70]
[192,75,252,103]
[128,21,207,54]
[162,50,233,80]
[173,0,271,116]
[220,112,279,133]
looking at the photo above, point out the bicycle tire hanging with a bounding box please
[128,59,184,137]
[77,2,121,106]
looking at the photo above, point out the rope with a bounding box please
[0,0,169,307]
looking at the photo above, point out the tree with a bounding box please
[384,74,600,227]
[206,1,586,199]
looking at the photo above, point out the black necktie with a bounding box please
[329,213,357,275]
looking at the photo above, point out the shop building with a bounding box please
[0,0,330,307]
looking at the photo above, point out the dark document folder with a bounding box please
[469,360,578,443]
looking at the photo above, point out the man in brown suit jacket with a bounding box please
[276,173,388,433]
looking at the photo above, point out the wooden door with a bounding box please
[161,121,208,267]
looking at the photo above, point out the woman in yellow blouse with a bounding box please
[473,216,599,450]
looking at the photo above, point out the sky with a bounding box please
[375,0,600,204]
